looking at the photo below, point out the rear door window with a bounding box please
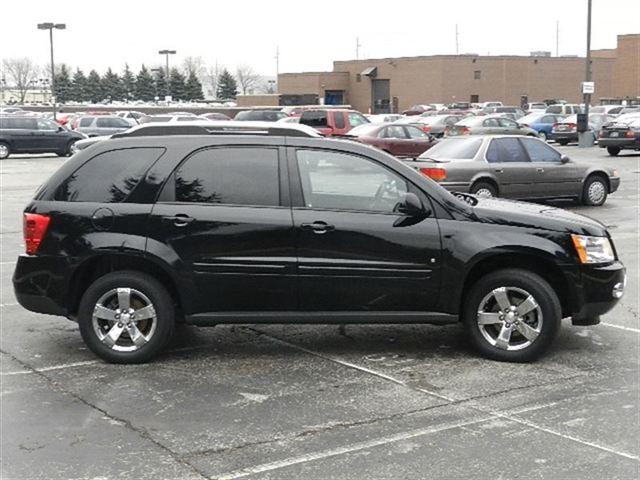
[486,138,529,163]
[383,126,408,138]
[333,112,346,129]
[300,111,328,128]
[483,118,500,127]
[55,148,165,202]
[497,118,518,128]
[405,126,428,138]
[520,138,562,162]
[79,117,94,127]
[546,106,562,114]
[169,147,279,206]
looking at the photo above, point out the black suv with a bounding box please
[13,125,625,363]
[0,115,86,159]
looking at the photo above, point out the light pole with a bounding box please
[37,22,66,120]
[158,49,176,100]
[578,0,593,148]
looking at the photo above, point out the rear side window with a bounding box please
[333,112,346,129]
[300,111,328,128]
[171,148,279,206]
[486,138,529,163]
[520,138,562,162]
[55,148,164,202]
[79,117,94,127]
[97,117,129,128]
[546,106,562,114]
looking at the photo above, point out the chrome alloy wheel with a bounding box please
[476,286,543,351]
[92,288,157,352]
[474,188,494,198]
[588,180,606,205]
[0,144,9,159]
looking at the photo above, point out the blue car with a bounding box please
[517,113,566,141]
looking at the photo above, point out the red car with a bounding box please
[299,109,369,136]
[347,123,436,157]
[402,104,434,116]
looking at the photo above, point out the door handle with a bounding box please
[536,167,545,173]
[301,221,335,234]
[494,168,504,173]
[163,214,195,227]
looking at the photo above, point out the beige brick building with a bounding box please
[278,34,639,113]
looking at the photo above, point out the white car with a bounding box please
[115,111,147,126]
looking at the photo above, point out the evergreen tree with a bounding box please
[53,64,72,104]
[169,68,186,101]
[154,67,167,100]
[71,68,87,102]
[184,71,204,101]
[121,64,136,102]
[135,65,155,102]
[86,69,103,103]
[101,67,123,102]
[216,69,238,100]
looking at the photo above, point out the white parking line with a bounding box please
[0,302,18,308]
[601,322,640,333]
[214,415,494,480]
[1,359,99,376]
[256,331,640,470]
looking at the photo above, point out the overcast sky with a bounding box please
[1,0,638,76]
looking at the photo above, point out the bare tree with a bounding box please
[203,62,221,99]
[3,57,39,104]
[235,65,260,95]
[182,56,204,76]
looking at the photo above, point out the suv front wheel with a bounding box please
[462,269,561,362]
[78,271,175,363]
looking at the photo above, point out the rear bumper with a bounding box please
[550,132,579,142]
[13,254,70,316]
[565,261,626,325]
[598,138,640,149]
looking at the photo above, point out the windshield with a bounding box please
[419,137,483,160]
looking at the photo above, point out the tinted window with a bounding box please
[1,117,38,129]
[79,117,94,127]
[420,137,482,160]
[520,138,562,163]
[546,106,562,114]
[497,118,518,128]
[146,116,172,123]
[333,112,346,129]
[297,149,407,213]
[300,111,328,127]
[486,138,529,163]
[177,117,199,122]
[348,112,369,127]
[55,148,164,202]
[540,115,556,124]
[37,118,59,130]
[383,125,407,139]
[173,148,279,206]
[405,126,428,138]
[483,118,500,127]
[97,117,129,128]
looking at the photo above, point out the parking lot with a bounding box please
[1,146,638,479]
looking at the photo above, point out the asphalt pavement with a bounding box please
[1,146,638,480]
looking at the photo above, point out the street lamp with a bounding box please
[158,49,176,100]
[37,22,66,120]
[578,0,593,148]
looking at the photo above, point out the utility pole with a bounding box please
[37,22,65,120]
[274,46,280,92]
[356,37,361,59]
[578,0,593,148]
[455,24,459,55]
[158,49,176,99]
[556,20,560,56]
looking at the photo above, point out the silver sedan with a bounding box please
[404,135,619,206]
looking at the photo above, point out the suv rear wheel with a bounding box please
[78,271,175,363]
[606,146,620,156]
[462,269,561,362]
[0,142,10,159]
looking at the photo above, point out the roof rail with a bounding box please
[112,121,320,139]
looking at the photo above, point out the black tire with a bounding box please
[462,268,561,362]
[606,146,620,156]
[557,139,569,146]
[581,174,608,206]
[538,131,548,141]
[78,271,175,363]
[470,180,498,198]
[0,141,10,159]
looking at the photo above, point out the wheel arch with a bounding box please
[583,169,611,192]
[470,175,500,195]
[458,249,575,319]
[66,253,189,319]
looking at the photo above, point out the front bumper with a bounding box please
[565,261,626,326]
[610,177,620,193]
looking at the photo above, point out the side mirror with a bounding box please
[560,154,570,164]
[397,192,427,217]
[58,126,65,132]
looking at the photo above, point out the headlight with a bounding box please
[571,234,615,264]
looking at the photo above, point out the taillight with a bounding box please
[568,123,577,129]
[23,213,50,254]
[444,126,451,136]
[552,123,558,130]
[626,130,635,138]
[422,125,432,133]
[461,127,471,135]
[419,168,447,181]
